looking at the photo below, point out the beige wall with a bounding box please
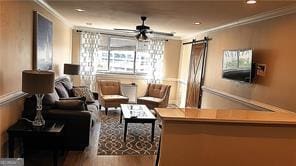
[71,30,182,104]
[163,40,181,79]
[0,1,72,156]
[177,13,296,111]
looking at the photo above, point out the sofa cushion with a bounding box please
[148,84,168,98]
[43,89,60,106]
[87,100,99,112]
[102,95,129,101]
[73,86,95,103]
[55,82,69,98]
[99,81,121,95]
[55,100,86,110]
[137,96,163,103]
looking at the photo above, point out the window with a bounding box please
[96,35,150,74]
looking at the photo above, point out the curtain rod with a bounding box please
[76,30,168,41]
[76,30,133,38]
[182,37,212,45]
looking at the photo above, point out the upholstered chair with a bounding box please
[137,83,171,110]
[97,80,129,115]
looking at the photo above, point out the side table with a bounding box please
[7,119,64,166]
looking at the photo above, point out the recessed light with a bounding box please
[75,8,85,12]
[86,22,92,26]
[194,22,201,25]
[246,0,256,4]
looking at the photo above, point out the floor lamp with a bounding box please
[22,70,55,126]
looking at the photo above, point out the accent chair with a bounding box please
[97,80,129,115]
[137,83,171,110]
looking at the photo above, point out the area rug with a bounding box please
[97,110,161,155]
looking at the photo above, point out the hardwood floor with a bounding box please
[63,122,156,166]
[64,154,155,166]
[25,109,157,166]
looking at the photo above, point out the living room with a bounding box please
[1,0,296,166]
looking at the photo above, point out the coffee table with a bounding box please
[120,104,156,142]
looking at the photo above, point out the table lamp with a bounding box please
[64,64,80,75]
[64,63,80,84]
[22,70,55,126]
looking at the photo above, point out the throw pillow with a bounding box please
[73,86,95,103]
[61,78,73,91]
[61,78,74,96]
[55,100,86,110]
[43,89,60,106]
[55,82,69,98]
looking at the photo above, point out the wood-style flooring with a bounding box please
[26,117,156,166]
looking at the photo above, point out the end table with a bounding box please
[7,119,64,166]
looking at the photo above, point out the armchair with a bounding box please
[137,83,171,110]
[97,80,129,115]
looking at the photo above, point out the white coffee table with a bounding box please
[120,104,156,142]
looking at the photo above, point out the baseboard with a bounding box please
[169,100,177,105]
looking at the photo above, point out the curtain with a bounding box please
[185,44,205,107]
[148,39,165,83]
[80,32,100,90]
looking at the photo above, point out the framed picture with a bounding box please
[33,11,53,70]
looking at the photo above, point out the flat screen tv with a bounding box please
[222,49,253,83]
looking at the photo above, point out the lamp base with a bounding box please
[32,108,45,126]
[33,94,45,126]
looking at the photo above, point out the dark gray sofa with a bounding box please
[23,77,99,150]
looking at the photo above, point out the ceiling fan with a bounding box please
[114,16,174,41]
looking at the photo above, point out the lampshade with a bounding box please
[22,70,55,94]
[64,64,80,75]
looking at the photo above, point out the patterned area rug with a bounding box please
[97,110,161,155]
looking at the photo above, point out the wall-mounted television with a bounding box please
[222,49,253,83]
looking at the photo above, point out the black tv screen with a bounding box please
[222,49,253,83]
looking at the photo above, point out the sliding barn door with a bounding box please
[185,43,206,108]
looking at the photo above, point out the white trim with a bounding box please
[34,0,73,27]
[178,79,187,85]
[169,100,177,105]
[96,74,180,83]
[163,78,179,82]
[202,86,292,113]
[0,91,27,106]
[182,4,296,40]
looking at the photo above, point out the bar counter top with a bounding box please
[155,108,296,125]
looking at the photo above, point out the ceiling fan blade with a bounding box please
[113,28,138,32]
[148,31,175,36]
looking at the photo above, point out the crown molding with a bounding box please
[182,4,296,40]
[198,4,296,35]
[34,0,73,27]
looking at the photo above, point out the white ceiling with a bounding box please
[45,0,295,38]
